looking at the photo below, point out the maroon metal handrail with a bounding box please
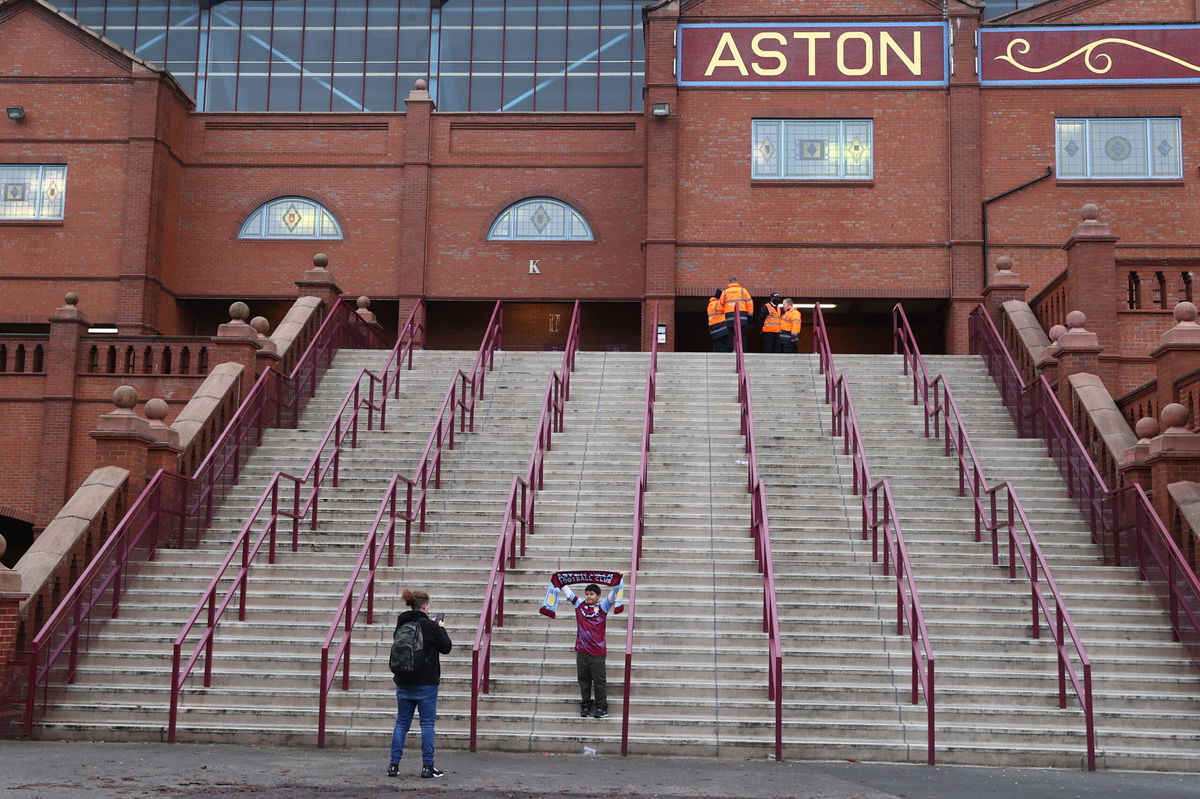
[619,301,659,757]
[971,304,1200,671]
[814,305,936,764]
[730,315,784,761]
[15,298,388,738]
[895,304,1095,769]
[173,303,488,742]
[467,302,582,750]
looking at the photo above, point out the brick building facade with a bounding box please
[2,0,1200,527]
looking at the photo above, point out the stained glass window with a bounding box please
[488,198,593,241]
[752,120,873,180]
[1056,118,1182,179]
[0,165,67,220]
[239,196,343,239]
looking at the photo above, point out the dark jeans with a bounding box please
[710,329,731,353]
[762,332,779,353]
[391,683,438,765]
[576,651,607,707]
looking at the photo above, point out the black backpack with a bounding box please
[389,618,427,677]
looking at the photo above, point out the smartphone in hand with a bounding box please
[435,612,445,623]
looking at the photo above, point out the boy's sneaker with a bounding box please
[421,765,445,779]
[386,763,399,777]
[593,705,608,719]
[579,704,591,718]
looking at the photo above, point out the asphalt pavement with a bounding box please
[1,741,1197,799]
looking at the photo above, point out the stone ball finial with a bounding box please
[65,292,79,306]
[312,253,329,269]
[995,255,1014,272]
[1135,417,1161,440]
[1080,203,1100,221]
[250,316,270,335]
[144,397,169,422]
[357,296,371,310]
[113,385,138,410]
[1161,403,1189,430]
[229,301,250,322]
[415,78,428,90]
[1066,310,1087,330]
[1174,301,1199,325]
[0,533,6,560]
[1048,324,1067,342]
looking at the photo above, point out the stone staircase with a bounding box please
[746,352,934,764]
[835,353,1200,770]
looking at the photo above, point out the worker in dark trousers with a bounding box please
[780,299,802,353]
[707,290,730,352]
[760,293,782,352]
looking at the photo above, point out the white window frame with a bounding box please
[0,164,67,220]
[487,197,594,241]
[238,196,343,240]
[1055,117,1182,179]
[751,119,874,180]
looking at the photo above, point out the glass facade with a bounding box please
[48,1,645,112]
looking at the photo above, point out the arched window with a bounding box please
[239,196,343,239]
[488,197,593,241]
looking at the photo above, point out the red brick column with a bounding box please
[1146,404,1200,546]
[36,293,89,530]
[1062,204,1119,386]
[1150,302,1200,414]
[981,256,1029,323]
[90,386,155,493]
[0,555,25,690]
[398,81,433,337]
[642,4,679,351]
[945,7,983,354]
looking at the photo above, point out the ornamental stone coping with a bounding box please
[216,301,259,341]
[271,296,322,360]
[1064,202,1117,245]
[1054,310,1101,351]
[145,397,181,448]
[170,363,245,450]
[1067,373,1135,464]
[1148,403,1200,455]
[988,256,1027,288]
[16,466,128,608]
[999,300,1051,360]
[1166,481,1200,546]
[94,386,151,437]
[48,291,87,325]
[1125,417,1161,465]
[250,316,278,355]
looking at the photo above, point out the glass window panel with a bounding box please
[104,2,137,35]
[1,165,68,220]
[240,197,343,240]
[1056,120,1086,178]
[843,120,873,178]
[488,197,593,241]
[469,75,501,112]
[437,74,470,111]
[72,1,106,32]
[364,74,397,112]
[752,121,781,179]
[1090,119,1147,178]
[598,74,629,112]
[565,73,597,112]
[1150,119,1182,177]
[134,3,169,66]
[268,74,302,112]
[752,120,873,180]
[785,121,838,178]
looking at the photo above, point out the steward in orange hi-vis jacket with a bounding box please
[706,290,731,353]
[719,280,753,348]
[761,293,783,353]
[780,299,802,353]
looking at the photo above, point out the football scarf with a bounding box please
[539,569,624,619]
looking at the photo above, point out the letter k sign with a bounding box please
[528,259,542,274]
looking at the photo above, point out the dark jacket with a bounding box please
[392,609,453,687]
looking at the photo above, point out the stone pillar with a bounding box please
[250,316,281,375]
[642,3,680,351]
[1036,324,1065,387]
[1062,204,1119,372]
[36,293,89,530]
[1118,416,1159,491]
[355,297,383,333]
[90,386,155,492]
[398,80,433,340]
[144,398,183,476]
[981,256,1029,323]
[1044,311,1103,407]
[296,252,344,312]
[211,301,262,375]
[1150,302,1200,414]
[1146,404,1200,538]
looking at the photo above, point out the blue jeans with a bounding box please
[391,683,438,765]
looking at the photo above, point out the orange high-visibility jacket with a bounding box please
[720,283,753,316]
[707,297,727,328]
[761,302,782,334]
[782,308,802,336]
